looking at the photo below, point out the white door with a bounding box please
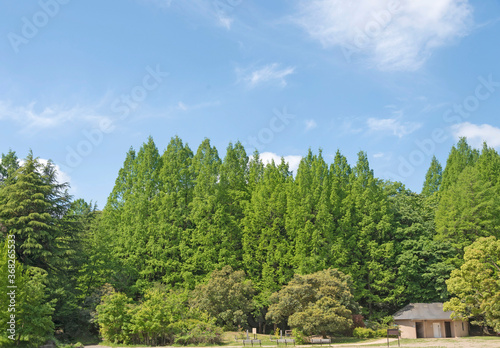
[433,323,442,338]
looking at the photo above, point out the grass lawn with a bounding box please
[94,334,500,348]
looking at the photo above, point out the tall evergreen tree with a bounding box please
[440,138,479,192]
[0,151,71,270]
[242,159,294,296]
[421,156,442,197]
[435,165,500,255]
[0,150,19,184]
[287,149,330,274]
[153,136,195,286]
[332,152,396,318]
[183,139,222,286]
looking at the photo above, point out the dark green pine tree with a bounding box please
[0,151,71,270]
[0,150,19,183]
[390,187,455,304]
[421,156,442,197]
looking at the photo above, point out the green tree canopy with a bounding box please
[266,268,358,336]
[190,266,254,330]
[444,236,500,332]
[421,156,442,197]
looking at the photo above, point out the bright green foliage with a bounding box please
[96,288,134,344]
[129,286,189,345]
[421,156,442,197]
[190,266,254,330]
[332,152,396,318]
[96,284,220,345]
[0,241,55,347]
[183,139,223,284]
[435,165,500,254]
[288,296,352,337]
[242,158,294,296]
[440,138,479,192]
[217,142,249,267]
[153,136,195,286]
[168,319,223,345]
[266,269,358,336]
[444,236,500,332]
[286,149,331,274]
[101,138,164,293]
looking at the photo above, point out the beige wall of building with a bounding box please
[395,320,468,339]
[396,320,417,339]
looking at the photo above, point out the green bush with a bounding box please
[169,319,223,345]
[291,328,307,345]
[353,327,375,338]
[376,329,387,338]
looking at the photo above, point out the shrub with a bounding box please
[353,327,375,338]
[376,329,387,338]
[291,328,307,344]
[169,319,223,345]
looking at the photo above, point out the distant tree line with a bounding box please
[0,137,498,346]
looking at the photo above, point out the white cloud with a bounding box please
[239,63,295,88]
[295,0,473,70]
[260,152,302,174]
[373,152,385,158]
[304,119,317,131]
[452,122,500,148]
[0,101,112,134]
[367,117,421,138]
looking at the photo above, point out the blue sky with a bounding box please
[1,0,500,208]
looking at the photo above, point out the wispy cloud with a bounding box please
[367,117,421,138]
[0,101,112,134]
[452,122,500,148]
[304,119,317,131]
[238,63,295,88]
[294,0,473,71]
[260,152,302,174]
[176,100,220,112]
[373,152,385,158]
[142,0,236,29]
